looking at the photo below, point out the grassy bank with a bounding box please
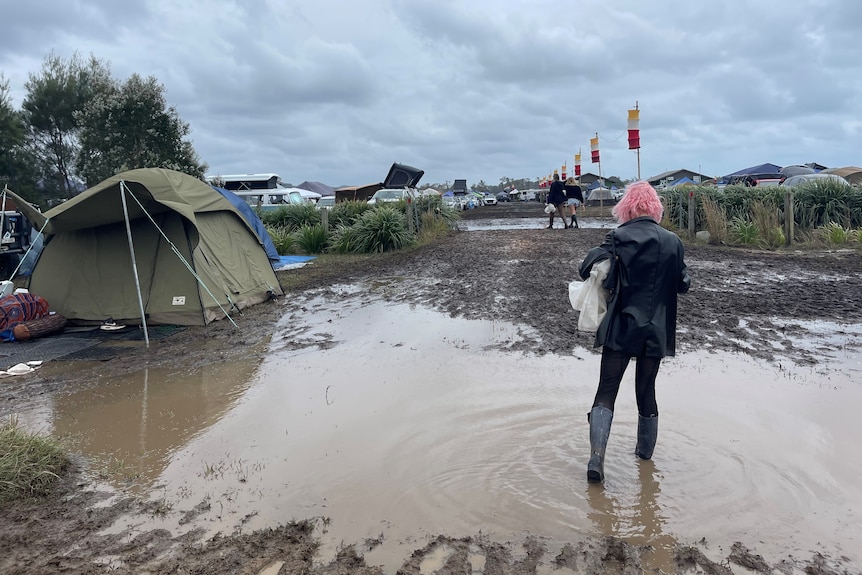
[0,417,69,503]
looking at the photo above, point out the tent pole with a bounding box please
[120,182,150,348]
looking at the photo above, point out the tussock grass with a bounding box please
[701,196,728,244]
[751,201,785,249]
[293,223,329,254]
[816,222,859,245]
[354,206,415,253]
[729,216,759,245]
[267,225,297,255]
[0,416,69,502]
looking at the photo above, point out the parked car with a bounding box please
[780,173,850,188]
[367,188,418,205]
[482,193,497,206]
[316,196,335,210]
[367,162,424,205]
[442,195,459,210]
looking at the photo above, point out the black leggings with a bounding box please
[592,348,661,417]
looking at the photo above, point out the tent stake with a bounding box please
[120,182,150,348]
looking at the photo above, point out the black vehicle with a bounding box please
[0,208,33,279]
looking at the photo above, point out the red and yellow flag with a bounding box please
[590,136,600,163]
[561,163,567,180]
[574,152,581,176]
[628,108,641,150]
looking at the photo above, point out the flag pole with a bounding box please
[636,101,641,180]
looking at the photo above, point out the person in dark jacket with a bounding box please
[564,177,585,228]
[578,180,691,483]
[546,173,568,229]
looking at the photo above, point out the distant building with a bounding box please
[646,169,712,188]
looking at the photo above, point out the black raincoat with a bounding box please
[579,217,690,357]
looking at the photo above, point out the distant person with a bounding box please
[578,181,691,483]
[546,173,568,229]
[564,177,585,228]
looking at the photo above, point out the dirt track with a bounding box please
[1,201,861,574]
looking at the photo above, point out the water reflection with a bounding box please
[587,460,676,572]
[51,359,259,490]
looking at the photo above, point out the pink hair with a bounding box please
[612,180,664,223]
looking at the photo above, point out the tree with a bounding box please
[21,52,110,198]
[77,73,207,186]
[0,75,39,202]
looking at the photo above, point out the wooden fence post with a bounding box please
[784,191,794,246]
[406,201,415,234]
[687,189,695,236]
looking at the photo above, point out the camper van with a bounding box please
[207,173,305,211]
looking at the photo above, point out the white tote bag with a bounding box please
[569,259,611,332]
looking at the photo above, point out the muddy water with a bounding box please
[28,290,862,572]
[459,217,613,231]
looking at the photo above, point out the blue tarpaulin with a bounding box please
[275,255,316,271]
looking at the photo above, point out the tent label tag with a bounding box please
[172,296,186,306]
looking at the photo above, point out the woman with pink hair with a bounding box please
[577,181,690,483]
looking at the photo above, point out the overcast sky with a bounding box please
[2,0,861,188]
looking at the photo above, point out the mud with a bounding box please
[1,202,861,574]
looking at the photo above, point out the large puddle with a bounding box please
[19,289,862,572]
[458,216,615,231]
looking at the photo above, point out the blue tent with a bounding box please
[724,163,782,177]
[211,186,280,264]
[669,176,696,186]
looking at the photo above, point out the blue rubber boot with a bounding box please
[635,415,658,460]
[587,406,614,483]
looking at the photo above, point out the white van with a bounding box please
[207,173,305,211]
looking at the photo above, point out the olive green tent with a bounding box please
[12,168,283,328]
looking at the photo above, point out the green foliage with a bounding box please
[76,73,206,186]
[21,51,110,198]
[328,224,365,254]
[0,76,39,201]
[354,206,415,253]
[329,200,371,228]
[0,416,69,502]
[418,211,453,241]
[816,222,858,245]
[729,216,759,245]
[293,223,329,254]
[750,201,785,249]
[700,195,728,244]
[790,180,858,229]
[260,203,320,230]
[266,226,297,255]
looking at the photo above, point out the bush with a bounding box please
[329,200,371,228]
[267,225,297,254]
[0,416,69,502]
[293,223,329,254]
[816,221,859,245]
[729,216,759,245]
[260,204,321,230]
[418,212,454,242]
[354,206,415,253]
[700,196,728,244]
[751,201,785,249]
[328,224,364,254]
